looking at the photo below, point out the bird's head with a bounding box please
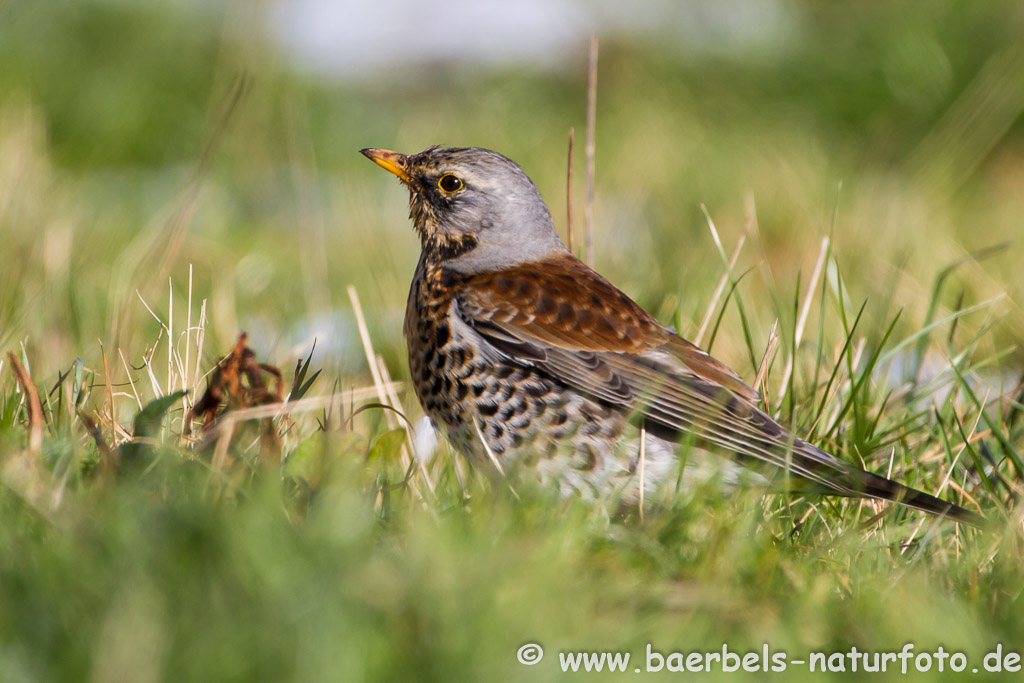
[360,146,567,273]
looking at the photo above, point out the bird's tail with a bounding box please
[774,435,985,528]
[647,398,986,528]
[636,369,985,527]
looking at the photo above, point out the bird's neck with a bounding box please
[420,231,480,263]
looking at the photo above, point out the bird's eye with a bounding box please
[437,174,463,193]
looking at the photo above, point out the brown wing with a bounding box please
[455,253,986,524]
[458,252,760,402]
[454,254,855,487]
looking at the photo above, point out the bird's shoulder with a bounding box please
[453,252,760,402]
[455,252,665,353]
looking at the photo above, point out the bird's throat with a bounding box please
[406,188,480,262]
[422,231,479,262]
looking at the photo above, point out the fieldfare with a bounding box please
[361,145,981,526]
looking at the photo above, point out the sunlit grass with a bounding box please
[2,2,1024,680]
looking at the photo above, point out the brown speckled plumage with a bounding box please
[405,251,626,485]
[362,145,982,525]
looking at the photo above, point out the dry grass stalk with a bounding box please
[638,423,646,521]
[584,35,598,267]
[377,355,435,493]
[117,348,144,410]
[347,285,427,499]
[775,236,829,406]
[693,211,753,348]
[98,341,119,447]
[754,319,780,410]
[7,351,42,454]
[566,126,575,254]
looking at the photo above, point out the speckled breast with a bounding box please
[403,258,630,479]
[404,265,479,456]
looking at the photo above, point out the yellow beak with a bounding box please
[360,148,412,184]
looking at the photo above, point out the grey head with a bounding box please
[360,146,568,274]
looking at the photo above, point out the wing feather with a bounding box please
[453,253,849,484]
[452,252,983,525]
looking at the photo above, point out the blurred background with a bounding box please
[2,0,1022,386]
[3,3,1024,681]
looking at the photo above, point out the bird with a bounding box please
[360,145,982,527]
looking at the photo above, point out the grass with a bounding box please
[3,1,1024,680]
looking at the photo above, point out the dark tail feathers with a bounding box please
[844,467,985,528]
[796,440,985,528]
